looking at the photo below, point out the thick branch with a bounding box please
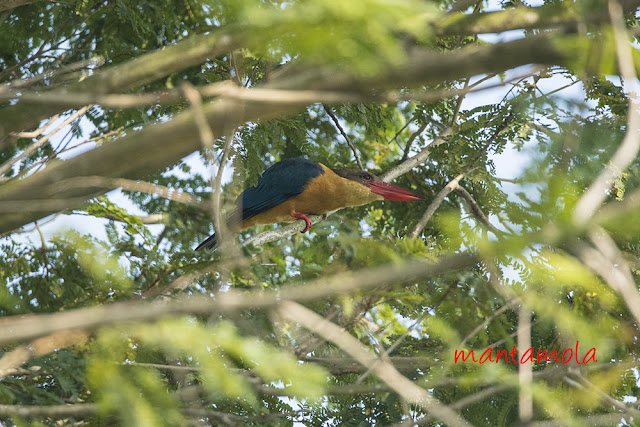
[2,0,630,137]
[572,228,640,328]
[0,31,242,140]
[0,0,38,11]
[0,403,97,418]
[436,0,640,37]
[0,35,569,234]
[0,252,478,346]
[0,72,539,109]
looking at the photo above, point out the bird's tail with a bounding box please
[195,233,218,251]
[196,210,244,251]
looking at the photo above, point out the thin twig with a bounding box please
[0,106,92,177]
[410,173,466,238]
[410,113,511,237]
[417,384,511,424]
[459,298,518,347]
[0,20,64,81]
[9,126,126,180]
[0,214,59,238]
[569,372,640,418]
[529,413,635,427]
[455,185,505,237]
[122,362,201,373]
[381,127,452,182]
[388,120,412,146]
[450,77,471,126]
[401,121,428,162]
[2,57,103,92]
[323,104,363,170]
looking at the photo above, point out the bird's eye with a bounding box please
[361,173,373,182]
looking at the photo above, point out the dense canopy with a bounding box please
[1,0,640,425]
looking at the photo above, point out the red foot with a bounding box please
[292,213,312,233]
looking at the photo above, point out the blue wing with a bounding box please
[196,158,324,251]
[233,157,324,222]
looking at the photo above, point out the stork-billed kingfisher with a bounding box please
[196,157,424,250]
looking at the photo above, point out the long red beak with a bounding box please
[367,181,425,201]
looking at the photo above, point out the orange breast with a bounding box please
[234,164,382,230]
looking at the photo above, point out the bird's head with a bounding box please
[332,169,425,201]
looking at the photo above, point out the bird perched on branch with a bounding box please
[196,157,424,250]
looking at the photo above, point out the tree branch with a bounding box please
[417,385,512,424]
[0,330,88,380]
[381,127,452,182]
[529,413,636,427]
[573,0,640,225]
[401,121,428,162]
[459,298,517,347]
[279,301,469,426]
[0,71,538,109]
[410,173,466,238]
[323,104,364,170]
[55,176,204,207]
[571,227,640,329]
[455,185,504,237]
[0,34,569,234]
[0,403,98,419]
[0,252,479,346]
[435,0,640,37]
[567,372,640,418]
[0,106,92,177]
[182,81,234,249]
[0,31,242,140]
[9,114,59,139]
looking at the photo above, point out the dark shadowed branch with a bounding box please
[323,104,364,170]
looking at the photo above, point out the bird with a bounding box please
[196,157,424,250]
